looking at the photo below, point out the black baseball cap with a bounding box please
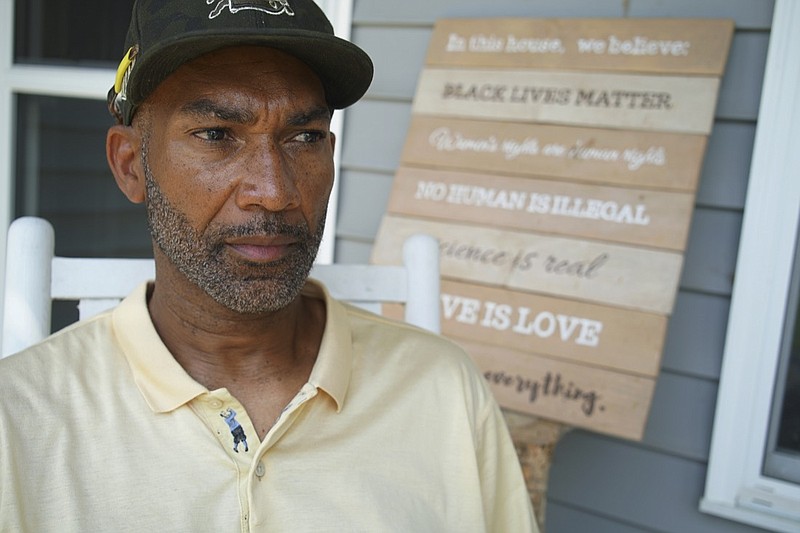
[109,0,374,125]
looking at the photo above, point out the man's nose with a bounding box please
[234,141,301,212]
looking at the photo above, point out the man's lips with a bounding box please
[225,236,297,262]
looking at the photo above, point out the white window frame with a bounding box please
[312,0,354,265]
[0,0,353,331]
[701,0,800,531]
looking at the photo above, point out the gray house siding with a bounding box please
[337,0,776,531]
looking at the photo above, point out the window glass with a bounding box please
[14,0,135,66]
[14,95,151,258]
[776,355,800,452]
[765,221,800,484]
[14,95,151,329]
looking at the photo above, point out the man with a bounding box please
[0,1,538,531]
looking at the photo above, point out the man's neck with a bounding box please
[148,270,323,370]
[145,269,326,437]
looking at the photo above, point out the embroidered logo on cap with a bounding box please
[207,0,295,19]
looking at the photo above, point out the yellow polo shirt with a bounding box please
[0,281,537,532]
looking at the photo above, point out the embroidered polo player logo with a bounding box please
[207,0,295,19]
[220,408,249,453]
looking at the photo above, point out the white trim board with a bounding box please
[701,0,800,531]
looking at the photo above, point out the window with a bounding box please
[701,1,800,531]
[14,95,150,258]
[764,230,800,485]
[14,0,132,65]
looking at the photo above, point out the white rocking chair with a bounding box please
[1,216,440,357]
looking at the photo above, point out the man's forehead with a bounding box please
[175,97,331,125]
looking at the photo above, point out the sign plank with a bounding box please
[390,166,695,251]
[426,18,734,76]
[412,68,720,134]
[372,215,684,314]
[401,116,707,192]
[462,339,655,441]
[439,279,666,377]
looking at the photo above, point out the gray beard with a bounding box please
[141,143,324,314]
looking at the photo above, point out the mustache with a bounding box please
[205,214,313,242]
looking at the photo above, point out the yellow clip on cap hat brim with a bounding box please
[114,46,138,94]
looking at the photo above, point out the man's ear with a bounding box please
[106,125,145,204]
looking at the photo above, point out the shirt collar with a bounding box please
[112,280,354,414]
[112,283,206,413]
[303,280,353,412]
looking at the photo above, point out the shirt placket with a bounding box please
[191,389,261,532]
[247,382,319,529]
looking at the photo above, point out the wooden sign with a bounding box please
[401,116,707,192]
[373,214,684,314]
[372,18,732,440]
[413,68,720,134]
[464,340,655,441]
[390,166,695,250]
[426,18,734,75]
[439,279,667,377]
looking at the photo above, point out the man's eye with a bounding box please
[294,131,325,143]
[196,129,228,142]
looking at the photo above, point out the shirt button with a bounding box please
[209,398,223,409]
[255,462,266,478]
